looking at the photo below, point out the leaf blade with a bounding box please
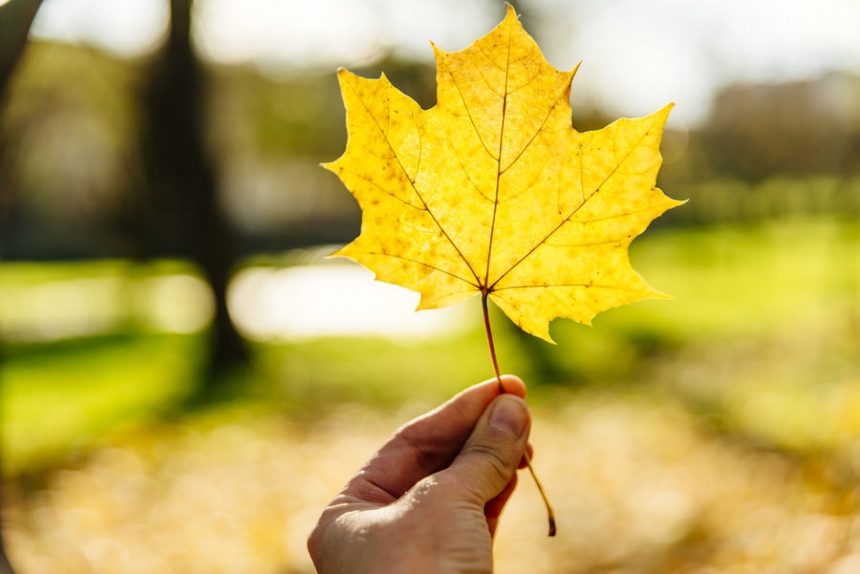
[328,6,683,340]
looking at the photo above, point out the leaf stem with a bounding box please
[481,291,504,394]
[481,291,557,537]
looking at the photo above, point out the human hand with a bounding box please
[307,375,532,574]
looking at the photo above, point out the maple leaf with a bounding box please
[324,5,683,342]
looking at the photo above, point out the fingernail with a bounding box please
[489,395,528,437]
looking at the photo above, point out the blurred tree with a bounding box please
[2,42,141,259]
[0,1,41,571]
[0,0,41,96]
[135,0,248,390]
[0,0,42,255]
[701,74,860,181]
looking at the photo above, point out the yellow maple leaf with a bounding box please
[325,5,683,343]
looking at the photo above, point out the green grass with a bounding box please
[1,216,858,475]
[1,334,205,476]
[598,215,860,339]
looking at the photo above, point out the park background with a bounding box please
[1,0,860,572]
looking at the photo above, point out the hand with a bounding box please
[307,375,532,574]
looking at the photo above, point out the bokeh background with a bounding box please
[1,0,859,572]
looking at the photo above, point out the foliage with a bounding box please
[3,41,860,260]
[327,6,682,342]
[701,74,860,180]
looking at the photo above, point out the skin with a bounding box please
[307,375,532,574]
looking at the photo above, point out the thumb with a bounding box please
[445,393,531,503]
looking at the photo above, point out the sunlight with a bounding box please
[0,269,214,342]
[0,277,127,342]
[139,274,214,334]
[29,0,169,57]
[227,263,474,342]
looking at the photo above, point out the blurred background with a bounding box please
[1,0,859,572]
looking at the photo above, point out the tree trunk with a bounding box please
[0,0,43,251]
[0,0,42,96]
[137,0,248,390]
[0,1,42,570]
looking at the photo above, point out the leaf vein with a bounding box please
[346,75,482,286]
[500,80,570,174]
[363,250,480,288]
[490,124,657,289]
[492,283,650,294]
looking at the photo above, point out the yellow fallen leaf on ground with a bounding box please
[326,5,682,343]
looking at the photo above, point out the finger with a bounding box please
[340,375,526,505]
[518,443,534,470]
[441,393,531,505]
[485,474,518,538]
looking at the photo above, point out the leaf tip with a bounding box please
[644,284,676,302]
[652,103,674,126]
[537,332,558,345]
[430,40,449,61]
[522,322,559,345]
[320,159,342,176]
[325,246,347,259]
